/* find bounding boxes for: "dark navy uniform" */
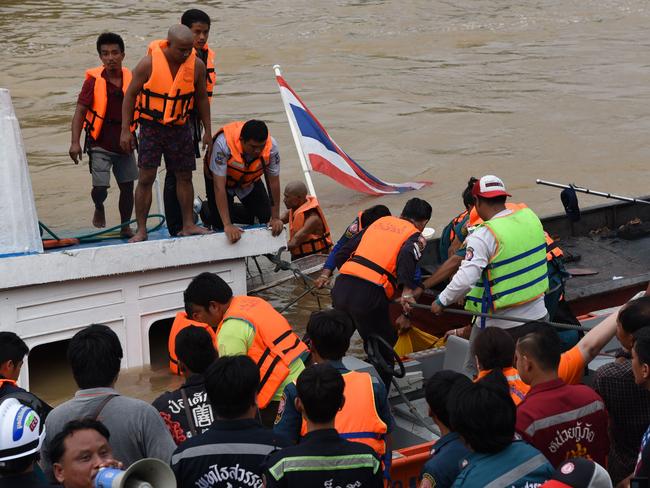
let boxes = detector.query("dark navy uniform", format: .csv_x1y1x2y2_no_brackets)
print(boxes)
171,418,290,488
264,429,383,488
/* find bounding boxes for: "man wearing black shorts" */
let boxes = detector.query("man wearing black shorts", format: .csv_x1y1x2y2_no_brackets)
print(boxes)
121,25,212,242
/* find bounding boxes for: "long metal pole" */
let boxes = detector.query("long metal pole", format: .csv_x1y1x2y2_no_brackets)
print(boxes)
536,179,650,205
273,65,317,198
408,303,588,331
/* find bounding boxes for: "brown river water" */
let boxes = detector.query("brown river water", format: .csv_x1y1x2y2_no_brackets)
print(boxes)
2,0,649,405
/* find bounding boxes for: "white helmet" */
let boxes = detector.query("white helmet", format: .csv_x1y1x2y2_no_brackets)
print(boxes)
0,397,45,463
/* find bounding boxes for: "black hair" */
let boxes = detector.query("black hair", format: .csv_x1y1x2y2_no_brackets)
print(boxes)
0,332,28,367
476,195,507,206
424,370,471,428
449,379,515,453
48,418,110,465
296,363,344,424
175,326,217,374
360,205,391,228
634,327,650,367
67,325,123,389
184,272,233,316
401,198,432,223
517,325,562,372
619,297,650,334
181,9,211,28
462,177,479,209
306,310,354,361
474,327,515,370
240,120,268,143
96,32,124,54
204,356,258,419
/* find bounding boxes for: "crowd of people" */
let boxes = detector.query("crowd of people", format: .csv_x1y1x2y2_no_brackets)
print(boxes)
2,5,650,488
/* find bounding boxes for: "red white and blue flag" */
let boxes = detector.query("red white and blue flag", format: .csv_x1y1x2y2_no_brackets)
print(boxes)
276,73,431,195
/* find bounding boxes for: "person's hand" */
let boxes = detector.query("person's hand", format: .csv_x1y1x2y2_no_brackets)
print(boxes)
98,458,123,470
119,129,136,153
398,293,415,314
444,328,459,339
269,217,284,237
396,314,412,334
69,142,82,164
314,271,332,289
224,223,243,243
202,131,212,151
431,300,444,315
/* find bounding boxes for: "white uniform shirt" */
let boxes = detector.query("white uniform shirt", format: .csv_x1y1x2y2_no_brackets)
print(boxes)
437,208,547,329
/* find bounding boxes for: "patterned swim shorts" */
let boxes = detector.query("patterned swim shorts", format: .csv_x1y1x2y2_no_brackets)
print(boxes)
138,119,196,172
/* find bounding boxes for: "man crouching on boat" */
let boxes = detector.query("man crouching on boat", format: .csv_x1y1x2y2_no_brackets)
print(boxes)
69,33,138,237
183,272,308,427
430,175,549,377
121,24,212,242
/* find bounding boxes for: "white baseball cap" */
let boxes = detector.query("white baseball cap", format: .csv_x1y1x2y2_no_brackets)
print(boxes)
472,175,511,198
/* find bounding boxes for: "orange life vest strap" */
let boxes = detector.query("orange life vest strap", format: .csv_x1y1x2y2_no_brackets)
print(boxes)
257,330,303,393
348,255,398,291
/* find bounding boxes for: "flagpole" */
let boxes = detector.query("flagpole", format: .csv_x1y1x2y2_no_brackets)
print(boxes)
273,65,318,198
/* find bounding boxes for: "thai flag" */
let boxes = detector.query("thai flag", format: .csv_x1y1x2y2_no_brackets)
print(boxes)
276,72,432,195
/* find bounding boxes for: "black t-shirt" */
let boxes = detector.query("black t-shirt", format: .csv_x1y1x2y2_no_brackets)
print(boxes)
0,381,52,422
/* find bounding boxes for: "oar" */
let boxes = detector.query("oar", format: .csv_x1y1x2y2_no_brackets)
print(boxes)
536,179,650,205
406,302,588,331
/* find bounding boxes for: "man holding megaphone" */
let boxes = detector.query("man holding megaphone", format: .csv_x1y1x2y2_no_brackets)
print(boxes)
49,418,175,488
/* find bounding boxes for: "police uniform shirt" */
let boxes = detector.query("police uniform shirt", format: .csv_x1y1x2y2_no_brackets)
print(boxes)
264,428,383,488
420,432,470,488
171,418,290,488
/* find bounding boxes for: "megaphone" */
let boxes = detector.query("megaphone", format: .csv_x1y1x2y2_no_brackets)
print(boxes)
95,458,176,488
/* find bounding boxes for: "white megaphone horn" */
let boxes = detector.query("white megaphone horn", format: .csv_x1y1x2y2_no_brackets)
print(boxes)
94,458,176,488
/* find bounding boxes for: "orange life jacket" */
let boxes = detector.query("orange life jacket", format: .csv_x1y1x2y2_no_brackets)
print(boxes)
0,379,17,389
168,312,217,375
339,216,420,299
300,371,387,456
476,367,530,406
217,296,308,408
202,44,216,102
138,40,196,125
449,209,469,242
288,196,333,259
469,203,563,261
215,121,273,188
83,66,132,141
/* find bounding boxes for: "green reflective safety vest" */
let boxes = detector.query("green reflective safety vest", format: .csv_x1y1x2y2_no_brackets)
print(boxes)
465,207,549,317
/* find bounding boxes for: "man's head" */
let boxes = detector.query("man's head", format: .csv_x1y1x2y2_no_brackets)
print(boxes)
400,198,432,231
632,327,650,389
50,419,114,488
449,378,515,453
283,181,308,211
181,9,210,50
240,120,269,160
183,272,233,327
204,356,258,419
166,24,195,65
175,326,217,376
0,332,28,381
295,363,345,426
462,176,479,211
515,324,562,385
360,205,391,228
67,325,123,390
473,326,515,372
306,309,354,362
616,296,650,351
424,370,471,431
0,398,45,477
95,33,125,73
472,175,510,221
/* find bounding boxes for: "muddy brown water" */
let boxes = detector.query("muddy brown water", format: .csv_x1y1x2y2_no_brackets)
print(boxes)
2,0,649,405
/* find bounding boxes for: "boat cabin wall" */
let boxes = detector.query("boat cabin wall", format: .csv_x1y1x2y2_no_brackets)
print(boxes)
1,259,246,390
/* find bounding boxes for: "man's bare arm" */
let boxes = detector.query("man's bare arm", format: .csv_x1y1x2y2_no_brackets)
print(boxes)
194,60,212,148
120,56,151,152
69,103,89,163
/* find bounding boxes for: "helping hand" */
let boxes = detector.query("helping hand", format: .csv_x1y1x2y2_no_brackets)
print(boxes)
268,218,284,237
430,301,444,315
224,223,243,243
119,129,136,153
396,314,412,334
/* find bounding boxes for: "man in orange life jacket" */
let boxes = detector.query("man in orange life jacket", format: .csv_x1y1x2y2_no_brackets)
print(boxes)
182,272,307,427
205,120,284,243
281,181,333,260
274,309,393,459
121,24,212,243
69,33,138,237
164,9,217,236
332,198,432,389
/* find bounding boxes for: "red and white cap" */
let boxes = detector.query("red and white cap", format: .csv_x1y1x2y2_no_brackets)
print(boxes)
472,175,512,198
